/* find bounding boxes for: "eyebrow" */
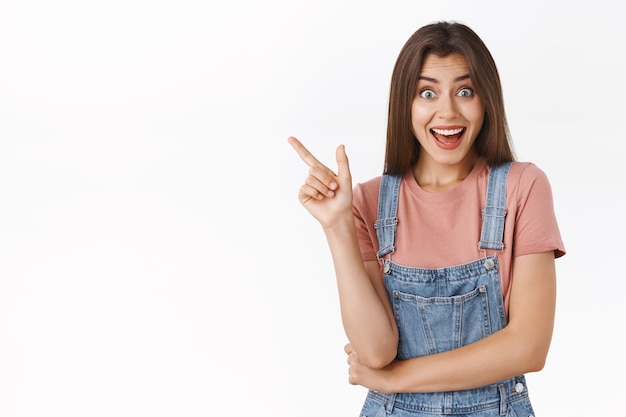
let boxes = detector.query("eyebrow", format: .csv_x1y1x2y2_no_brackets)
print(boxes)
418,74,471,83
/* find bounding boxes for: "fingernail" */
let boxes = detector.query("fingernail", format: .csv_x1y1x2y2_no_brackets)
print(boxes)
330,182,337,190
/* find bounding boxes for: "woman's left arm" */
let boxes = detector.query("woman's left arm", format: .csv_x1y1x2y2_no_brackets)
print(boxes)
346,250,556,393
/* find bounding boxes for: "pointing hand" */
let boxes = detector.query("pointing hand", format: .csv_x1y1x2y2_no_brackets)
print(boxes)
288,136,354,228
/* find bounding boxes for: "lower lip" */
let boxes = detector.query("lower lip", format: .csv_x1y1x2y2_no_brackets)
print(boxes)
432,133,463,150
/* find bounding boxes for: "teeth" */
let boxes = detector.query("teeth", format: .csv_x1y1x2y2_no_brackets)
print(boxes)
432,128,464,136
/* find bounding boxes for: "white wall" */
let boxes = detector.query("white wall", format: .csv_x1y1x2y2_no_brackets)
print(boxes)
0,1,623,416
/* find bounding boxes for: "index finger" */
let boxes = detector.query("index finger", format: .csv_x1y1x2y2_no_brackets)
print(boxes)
287,136,323,168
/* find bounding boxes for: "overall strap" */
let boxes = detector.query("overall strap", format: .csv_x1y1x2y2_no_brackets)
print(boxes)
478,162,513,251
374,174,402,259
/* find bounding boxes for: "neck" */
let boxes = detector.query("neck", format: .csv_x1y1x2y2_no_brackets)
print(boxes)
413,154,479,193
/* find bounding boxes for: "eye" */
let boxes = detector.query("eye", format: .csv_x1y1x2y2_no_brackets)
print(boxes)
420,89,436,99
457,88,474,97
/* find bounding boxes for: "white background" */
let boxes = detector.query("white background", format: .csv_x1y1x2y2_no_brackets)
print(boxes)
1,1,624,416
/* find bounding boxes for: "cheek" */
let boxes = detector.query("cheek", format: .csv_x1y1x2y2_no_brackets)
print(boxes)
464,102,485,128
410,103,431,129
473,110,485,128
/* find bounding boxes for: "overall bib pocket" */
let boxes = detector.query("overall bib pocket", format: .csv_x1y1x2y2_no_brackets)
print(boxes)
391,283,492,359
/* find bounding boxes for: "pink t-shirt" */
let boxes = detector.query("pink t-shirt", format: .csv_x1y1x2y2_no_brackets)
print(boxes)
352,158,565,314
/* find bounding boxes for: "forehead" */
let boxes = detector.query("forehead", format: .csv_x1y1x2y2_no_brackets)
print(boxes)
419,53,469,77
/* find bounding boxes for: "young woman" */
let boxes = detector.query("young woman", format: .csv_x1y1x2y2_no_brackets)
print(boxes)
288,21,565,416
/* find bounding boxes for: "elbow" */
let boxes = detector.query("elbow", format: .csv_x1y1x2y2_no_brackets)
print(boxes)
359,339,398,370
348,327,398,369
361,351,396,370
517,341,550,373
525,350,548,372
504,323,552,373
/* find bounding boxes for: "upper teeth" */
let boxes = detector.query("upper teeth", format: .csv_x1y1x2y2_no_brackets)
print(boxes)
432,128,463,136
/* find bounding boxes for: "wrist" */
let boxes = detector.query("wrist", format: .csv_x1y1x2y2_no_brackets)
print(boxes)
321,212,356,236
379,363,397,394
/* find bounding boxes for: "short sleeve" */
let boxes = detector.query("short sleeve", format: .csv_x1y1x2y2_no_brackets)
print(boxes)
352,178,382,262
511,163,566,258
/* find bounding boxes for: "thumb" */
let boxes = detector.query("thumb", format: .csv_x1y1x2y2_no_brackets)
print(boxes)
335,144,351,180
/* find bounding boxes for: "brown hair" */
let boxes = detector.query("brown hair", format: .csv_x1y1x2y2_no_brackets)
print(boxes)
384,21,514,175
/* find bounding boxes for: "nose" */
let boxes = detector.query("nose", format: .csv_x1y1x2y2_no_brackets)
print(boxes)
437,94,459,119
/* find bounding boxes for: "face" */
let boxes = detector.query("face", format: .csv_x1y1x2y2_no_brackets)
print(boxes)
411,53,485,169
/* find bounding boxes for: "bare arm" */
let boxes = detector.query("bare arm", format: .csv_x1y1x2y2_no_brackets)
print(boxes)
288,136,398,368
346,251,556,392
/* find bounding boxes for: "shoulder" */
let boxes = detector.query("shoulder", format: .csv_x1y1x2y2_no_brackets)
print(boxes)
353,176,383,204
507,161,554,196
509,161,548,180
352,176,384,227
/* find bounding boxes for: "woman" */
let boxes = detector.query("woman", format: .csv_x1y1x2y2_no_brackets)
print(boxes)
288,21,565,416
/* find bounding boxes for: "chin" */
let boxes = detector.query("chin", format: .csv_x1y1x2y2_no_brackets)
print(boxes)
432,152,471,166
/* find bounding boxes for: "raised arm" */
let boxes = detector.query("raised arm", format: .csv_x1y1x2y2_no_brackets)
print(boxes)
288,136,398,368
346,250,556,392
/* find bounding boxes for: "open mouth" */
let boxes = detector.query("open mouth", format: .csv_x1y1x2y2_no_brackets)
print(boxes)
430,127,465,145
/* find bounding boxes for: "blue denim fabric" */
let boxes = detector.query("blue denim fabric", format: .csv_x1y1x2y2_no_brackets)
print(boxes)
363,163,536,417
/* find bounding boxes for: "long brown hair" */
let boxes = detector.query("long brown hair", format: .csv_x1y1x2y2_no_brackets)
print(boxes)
384,21,514,175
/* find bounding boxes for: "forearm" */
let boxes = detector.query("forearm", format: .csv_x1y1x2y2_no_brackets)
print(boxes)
324,215,398,368
378,325,546,393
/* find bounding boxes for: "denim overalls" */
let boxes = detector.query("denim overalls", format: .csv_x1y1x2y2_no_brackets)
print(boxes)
359,163,536,417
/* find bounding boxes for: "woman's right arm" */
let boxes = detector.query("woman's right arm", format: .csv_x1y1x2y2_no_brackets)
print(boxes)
288,136,398,369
